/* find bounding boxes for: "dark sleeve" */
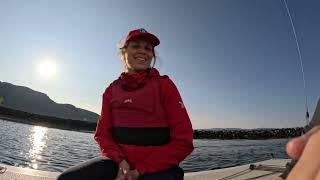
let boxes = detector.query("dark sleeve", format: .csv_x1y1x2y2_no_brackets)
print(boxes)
308,98,320,129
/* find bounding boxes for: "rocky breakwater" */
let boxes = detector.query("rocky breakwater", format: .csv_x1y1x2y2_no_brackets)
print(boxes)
193,128,304,140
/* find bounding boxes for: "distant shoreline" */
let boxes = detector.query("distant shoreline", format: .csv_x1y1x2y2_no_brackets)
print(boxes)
0,106,304,139
0,106,96,133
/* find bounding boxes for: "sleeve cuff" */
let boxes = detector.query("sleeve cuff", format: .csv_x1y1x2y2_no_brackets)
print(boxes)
102,153,124,164
114,156,125,164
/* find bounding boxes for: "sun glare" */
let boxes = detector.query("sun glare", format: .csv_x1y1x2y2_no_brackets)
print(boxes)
37,60,57,79
28,126,48,169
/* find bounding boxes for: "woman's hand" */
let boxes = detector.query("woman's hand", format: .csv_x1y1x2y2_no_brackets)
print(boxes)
115,160,130,180
286,126,320,179
126,169,140,180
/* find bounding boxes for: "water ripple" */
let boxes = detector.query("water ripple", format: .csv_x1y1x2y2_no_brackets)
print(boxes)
0,120,289,173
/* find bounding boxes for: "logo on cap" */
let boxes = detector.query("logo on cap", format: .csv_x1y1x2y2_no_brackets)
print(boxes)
139,28,148,33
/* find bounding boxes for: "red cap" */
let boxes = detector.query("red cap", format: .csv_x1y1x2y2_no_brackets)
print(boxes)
124,28,160,47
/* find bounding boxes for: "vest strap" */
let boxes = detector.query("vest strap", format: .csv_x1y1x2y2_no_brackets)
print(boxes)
112,127,170,146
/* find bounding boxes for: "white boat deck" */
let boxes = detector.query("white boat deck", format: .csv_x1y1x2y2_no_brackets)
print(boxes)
0,159,290,180
184,159,290,180
0,163,58,180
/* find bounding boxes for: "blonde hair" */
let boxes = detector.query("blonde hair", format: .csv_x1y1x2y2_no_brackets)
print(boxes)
118,44,157,72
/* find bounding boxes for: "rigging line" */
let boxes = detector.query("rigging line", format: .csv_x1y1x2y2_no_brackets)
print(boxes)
282,0,309,125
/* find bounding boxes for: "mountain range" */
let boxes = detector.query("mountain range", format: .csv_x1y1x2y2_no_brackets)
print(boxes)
0,81,99,122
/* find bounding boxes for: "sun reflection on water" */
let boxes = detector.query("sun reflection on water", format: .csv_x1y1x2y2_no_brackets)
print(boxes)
28,126,48,169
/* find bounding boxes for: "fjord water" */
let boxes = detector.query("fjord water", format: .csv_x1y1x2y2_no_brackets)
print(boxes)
0,119,289,173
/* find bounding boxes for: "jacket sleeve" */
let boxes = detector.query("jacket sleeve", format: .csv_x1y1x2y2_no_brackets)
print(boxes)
94,85,125,164
135,77,194,175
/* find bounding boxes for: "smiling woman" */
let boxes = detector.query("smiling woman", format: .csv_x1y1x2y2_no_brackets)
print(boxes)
37,60,57,79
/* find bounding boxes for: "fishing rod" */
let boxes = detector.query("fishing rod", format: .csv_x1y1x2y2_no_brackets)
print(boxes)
282,0,309,127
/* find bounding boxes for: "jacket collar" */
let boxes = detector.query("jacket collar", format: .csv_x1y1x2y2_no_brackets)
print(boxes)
119,68,160,91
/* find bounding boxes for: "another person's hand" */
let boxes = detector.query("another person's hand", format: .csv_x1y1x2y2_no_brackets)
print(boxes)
286,126,320,179
286,126,320,160
115,160,130,180
126,169,140,180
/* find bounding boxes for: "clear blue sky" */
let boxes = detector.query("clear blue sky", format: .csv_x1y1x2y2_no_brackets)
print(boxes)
1,0,319,129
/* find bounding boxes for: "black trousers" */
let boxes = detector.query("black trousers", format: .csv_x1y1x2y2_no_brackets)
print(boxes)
57,156,184,180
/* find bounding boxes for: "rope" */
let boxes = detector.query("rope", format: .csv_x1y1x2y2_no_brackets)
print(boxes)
0,166,7,174
282,0,309,125
249,164,286,172
217,168,252,180
217,163,286,180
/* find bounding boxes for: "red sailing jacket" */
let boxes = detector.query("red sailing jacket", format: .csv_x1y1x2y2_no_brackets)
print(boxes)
94,68,194,175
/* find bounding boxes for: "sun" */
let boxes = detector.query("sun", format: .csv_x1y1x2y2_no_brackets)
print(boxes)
37,60,57,79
